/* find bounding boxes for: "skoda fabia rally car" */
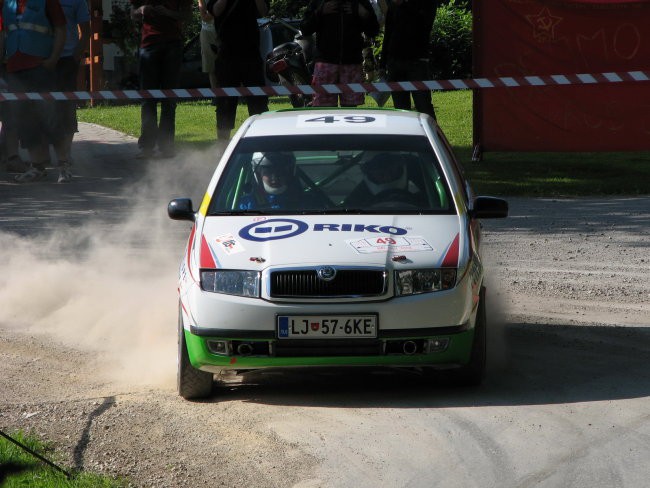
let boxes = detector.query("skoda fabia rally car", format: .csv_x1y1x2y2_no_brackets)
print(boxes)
168,108,508,399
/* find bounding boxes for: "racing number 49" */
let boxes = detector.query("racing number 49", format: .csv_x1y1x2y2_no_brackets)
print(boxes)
304,116,376,124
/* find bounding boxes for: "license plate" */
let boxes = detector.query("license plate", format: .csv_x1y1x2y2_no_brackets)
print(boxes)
277,315,377,339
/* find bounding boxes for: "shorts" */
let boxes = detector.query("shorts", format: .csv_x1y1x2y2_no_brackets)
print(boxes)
6,66,60,149
311,62,364,107
200,27,217,73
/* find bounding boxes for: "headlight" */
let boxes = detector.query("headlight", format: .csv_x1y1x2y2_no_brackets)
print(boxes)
200,270,260,297
395,269,457,296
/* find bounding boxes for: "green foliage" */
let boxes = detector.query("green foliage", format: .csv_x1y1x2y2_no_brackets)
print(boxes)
372,32,384,62
453,0,472,9
107,1,140,66
268,0,473,81
270,0,310,18
107,0,203,59
102,0,472,82
431,0,473,80
185,6,203,44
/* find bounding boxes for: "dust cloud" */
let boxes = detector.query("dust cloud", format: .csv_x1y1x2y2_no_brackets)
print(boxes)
0,151,215,388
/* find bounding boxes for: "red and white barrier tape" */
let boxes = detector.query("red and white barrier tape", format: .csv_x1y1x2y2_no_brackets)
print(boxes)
1,70,649,101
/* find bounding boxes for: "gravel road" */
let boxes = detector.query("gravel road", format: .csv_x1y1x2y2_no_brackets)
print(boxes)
1,124,648,487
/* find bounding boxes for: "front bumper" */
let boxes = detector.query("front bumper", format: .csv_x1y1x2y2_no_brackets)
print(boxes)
181,262,480,373
184,326,475,373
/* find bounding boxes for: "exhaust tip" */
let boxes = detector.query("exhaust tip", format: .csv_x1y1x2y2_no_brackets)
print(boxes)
402,340,418,355
237,343,254,356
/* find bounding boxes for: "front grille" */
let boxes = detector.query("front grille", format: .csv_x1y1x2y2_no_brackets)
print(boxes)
270,269,386,298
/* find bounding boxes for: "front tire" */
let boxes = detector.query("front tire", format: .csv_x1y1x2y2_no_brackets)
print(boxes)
451,286,487,386
177,306,213,400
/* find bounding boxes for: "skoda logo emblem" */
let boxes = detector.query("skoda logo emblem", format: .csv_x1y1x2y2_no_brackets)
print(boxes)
317,266,337,282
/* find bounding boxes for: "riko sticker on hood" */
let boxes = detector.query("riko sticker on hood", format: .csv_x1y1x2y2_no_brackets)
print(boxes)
348,236,434,254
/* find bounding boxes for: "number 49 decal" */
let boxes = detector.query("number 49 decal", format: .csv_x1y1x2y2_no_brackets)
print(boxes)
305,115,375,124
297,114,386,127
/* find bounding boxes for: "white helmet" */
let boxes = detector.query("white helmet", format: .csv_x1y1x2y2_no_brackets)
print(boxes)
251,152,296,195
362,153,408,196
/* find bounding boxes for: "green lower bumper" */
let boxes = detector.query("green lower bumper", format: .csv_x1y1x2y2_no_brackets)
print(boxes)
185,328,475,370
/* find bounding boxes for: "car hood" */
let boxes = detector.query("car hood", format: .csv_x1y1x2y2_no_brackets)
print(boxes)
198,215,461,269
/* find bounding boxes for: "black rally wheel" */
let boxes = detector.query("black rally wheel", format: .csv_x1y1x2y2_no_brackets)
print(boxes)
452,286,487,386
177,305,213,400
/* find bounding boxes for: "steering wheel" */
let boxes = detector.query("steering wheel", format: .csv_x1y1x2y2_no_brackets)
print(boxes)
368,189,422,209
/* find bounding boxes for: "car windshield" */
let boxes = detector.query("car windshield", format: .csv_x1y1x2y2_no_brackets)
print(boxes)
207,134,456,215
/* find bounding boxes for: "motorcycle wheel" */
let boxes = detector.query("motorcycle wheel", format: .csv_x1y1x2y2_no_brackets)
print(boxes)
288,72,312,108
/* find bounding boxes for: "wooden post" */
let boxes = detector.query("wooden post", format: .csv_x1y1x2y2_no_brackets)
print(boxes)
88,0,104,101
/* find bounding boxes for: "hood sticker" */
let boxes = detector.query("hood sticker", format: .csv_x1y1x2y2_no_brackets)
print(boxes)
239,219,408,242
215,233,245,255
239,218,309,242
349,236,433,254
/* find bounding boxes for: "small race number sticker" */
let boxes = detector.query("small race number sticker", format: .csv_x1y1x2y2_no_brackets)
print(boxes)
297,114,387,128
348,236,433,254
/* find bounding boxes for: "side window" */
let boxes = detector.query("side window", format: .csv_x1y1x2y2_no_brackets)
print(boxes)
209,154,254,212
419,155,450,210
436,127,471,207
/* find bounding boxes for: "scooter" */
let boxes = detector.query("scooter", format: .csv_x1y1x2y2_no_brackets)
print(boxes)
263,17,314,108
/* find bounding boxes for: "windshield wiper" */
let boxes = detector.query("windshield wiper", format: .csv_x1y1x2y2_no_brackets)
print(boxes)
209,210,268,216
316,208,367,214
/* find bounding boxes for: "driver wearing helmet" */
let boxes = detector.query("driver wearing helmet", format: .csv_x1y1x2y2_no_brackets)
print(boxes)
363,152,409,195
344,152,415,207
239,152,306,210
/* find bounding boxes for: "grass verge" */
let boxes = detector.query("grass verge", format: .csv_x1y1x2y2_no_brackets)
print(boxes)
0,431,126,487
78,92,650,196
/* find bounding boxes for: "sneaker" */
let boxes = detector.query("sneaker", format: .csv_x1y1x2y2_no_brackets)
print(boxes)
5,155,28,173
14,166,47,183
57,167,72,183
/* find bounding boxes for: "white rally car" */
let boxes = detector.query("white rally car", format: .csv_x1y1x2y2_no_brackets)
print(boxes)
168,108,508,399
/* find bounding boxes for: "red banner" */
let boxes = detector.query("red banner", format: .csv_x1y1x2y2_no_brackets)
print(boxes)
473,0,650,152
551,0,649,4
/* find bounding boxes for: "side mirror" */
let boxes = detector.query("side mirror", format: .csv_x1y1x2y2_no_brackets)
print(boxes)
168,198,195,222
470,196,508,219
